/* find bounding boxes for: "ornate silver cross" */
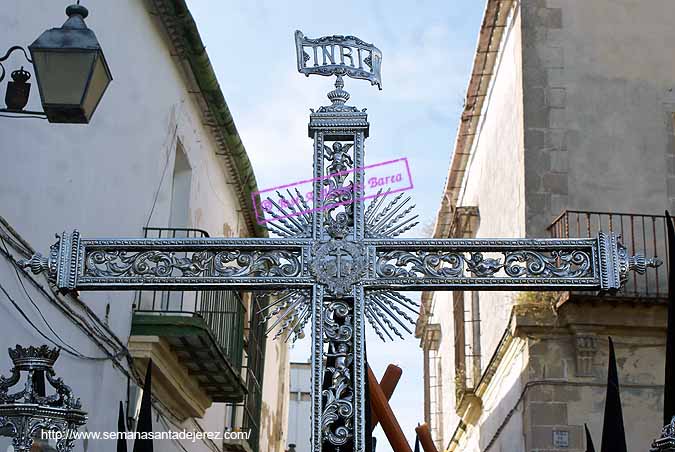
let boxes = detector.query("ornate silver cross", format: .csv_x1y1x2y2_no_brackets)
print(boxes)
20,31,659,452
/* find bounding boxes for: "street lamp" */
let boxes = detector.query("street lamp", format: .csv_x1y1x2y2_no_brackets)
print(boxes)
0,2,112,123
28,2,112,123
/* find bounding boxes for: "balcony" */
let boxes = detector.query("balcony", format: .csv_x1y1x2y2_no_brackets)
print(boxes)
548,210,668,300
224,293,267,452
128,227,247,420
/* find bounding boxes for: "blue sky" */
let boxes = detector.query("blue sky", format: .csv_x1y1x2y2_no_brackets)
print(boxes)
186,0,486,449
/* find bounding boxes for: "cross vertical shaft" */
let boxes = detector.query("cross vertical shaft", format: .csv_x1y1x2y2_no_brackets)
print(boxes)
308,74,369,451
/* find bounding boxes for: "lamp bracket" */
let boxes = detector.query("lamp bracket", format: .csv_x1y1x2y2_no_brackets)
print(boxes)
0,46,33,84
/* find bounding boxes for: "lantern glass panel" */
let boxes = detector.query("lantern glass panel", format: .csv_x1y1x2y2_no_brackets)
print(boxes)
81,53,111,119
31,50,95,105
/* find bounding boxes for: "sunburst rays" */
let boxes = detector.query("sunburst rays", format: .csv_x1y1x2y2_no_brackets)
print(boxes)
364,290,419,341
365,188,420,238
260,188,312,238
257,189,421,343
257,289,311,342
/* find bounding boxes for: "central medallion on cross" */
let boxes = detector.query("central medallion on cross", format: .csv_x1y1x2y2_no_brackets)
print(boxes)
310,240,368,297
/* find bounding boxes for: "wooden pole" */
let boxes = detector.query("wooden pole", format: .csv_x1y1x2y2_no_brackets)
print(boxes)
367,365,412,452
371,364,403,431
414,423,439,452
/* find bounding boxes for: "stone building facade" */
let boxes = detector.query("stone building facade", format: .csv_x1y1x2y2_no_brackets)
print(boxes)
0,1,288,451
416,0,675,450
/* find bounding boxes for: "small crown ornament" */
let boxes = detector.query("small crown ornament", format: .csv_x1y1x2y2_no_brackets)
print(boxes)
8,344,60,371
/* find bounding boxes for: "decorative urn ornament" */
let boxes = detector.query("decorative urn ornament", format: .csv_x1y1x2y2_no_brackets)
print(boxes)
652,417,675,452
0,345,87,451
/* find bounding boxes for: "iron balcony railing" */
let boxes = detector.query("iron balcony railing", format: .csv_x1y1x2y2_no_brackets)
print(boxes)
548,210,669,298
134,227,245,371
226,293,267,452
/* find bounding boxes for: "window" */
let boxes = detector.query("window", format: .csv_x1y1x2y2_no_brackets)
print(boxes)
169,142,192,229
454,290,481,397
450,206,482,400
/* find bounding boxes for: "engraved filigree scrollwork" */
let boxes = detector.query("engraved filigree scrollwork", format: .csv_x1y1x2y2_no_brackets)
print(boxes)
376,250,464,278
375,249,594,279
503,250,592,278
213,250,301,277
84,249,301,278
322,300,354,446
86,250,210,277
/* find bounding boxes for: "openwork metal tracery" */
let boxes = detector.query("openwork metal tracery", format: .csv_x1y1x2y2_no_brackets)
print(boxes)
18,30,661,452
0,345,87,452
651,416,675,452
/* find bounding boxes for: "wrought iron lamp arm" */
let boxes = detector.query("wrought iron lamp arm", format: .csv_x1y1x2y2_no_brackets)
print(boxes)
0,45,47,118
0,45,33,84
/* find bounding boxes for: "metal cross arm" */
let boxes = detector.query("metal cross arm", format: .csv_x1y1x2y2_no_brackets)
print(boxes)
366,235,660,292
19,233,314,292
15,31,663,452
20,232,659,294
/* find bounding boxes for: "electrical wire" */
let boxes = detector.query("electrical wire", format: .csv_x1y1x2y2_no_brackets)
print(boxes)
0,235,126,362
0,234,221,451
0,221,244,451
189,417,224,452
0,223,129,355
0,114,47,120
0,281,102,360
1,236,93,357
144,124,178,228
157,414,191,452
0,215,34,254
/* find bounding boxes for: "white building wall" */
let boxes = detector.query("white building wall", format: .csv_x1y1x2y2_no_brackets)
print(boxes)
427,292,454,448
428,6,525,448
458,339,526,452
458,6,525,372
0,1,279,451
259,339,290,452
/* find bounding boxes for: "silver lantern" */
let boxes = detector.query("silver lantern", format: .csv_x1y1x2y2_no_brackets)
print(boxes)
0,345,87,452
